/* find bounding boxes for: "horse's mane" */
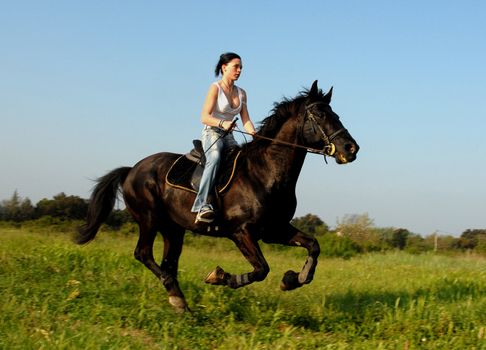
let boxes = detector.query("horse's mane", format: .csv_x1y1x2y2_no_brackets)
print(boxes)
241,86,325,153
258,94,305,139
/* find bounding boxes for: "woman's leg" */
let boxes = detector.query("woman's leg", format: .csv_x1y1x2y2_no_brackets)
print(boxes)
191,128,223,213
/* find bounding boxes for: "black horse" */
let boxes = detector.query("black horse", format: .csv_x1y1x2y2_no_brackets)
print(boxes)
76,81,359,312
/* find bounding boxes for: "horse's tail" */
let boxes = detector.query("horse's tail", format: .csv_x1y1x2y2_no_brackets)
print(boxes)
75,167,132,244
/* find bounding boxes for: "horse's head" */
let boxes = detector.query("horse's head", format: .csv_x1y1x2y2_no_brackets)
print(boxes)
301,81,359,164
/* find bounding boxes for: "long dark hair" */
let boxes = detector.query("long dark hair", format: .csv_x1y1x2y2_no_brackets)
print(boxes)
214,52,241,77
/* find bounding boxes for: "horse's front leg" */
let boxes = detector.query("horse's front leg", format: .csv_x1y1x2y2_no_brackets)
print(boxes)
263,224,320,291
205,230,270,289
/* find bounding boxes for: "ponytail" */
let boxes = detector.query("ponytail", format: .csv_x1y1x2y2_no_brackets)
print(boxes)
214,52,241,77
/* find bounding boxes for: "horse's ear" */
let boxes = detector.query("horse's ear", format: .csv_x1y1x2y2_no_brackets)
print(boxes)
309,80,319,99
323,86,333,104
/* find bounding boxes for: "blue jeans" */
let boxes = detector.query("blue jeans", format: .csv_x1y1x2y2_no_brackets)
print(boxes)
191,126,238,212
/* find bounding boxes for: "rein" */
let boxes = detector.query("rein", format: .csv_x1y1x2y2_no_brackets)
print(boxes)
235,129,332,154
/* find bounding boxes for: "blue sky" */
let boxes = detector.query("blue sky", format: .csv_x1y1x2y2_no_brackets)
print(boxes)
1,1,485,236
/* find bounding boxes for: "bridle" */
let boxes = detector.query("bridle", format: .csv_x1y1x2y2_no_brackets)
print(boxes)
303,101,347,159
232,100,347,163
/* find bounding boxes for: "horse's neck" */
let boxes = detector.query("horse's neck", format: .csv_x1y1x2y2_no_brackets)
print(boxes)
264,148,306,188
258,120,307,189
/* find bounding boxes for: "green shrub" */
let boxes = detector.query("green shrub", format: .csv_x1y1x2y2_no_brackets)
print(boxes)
21,216,81,233
318,233,361,259
405,234,430,254
474,235,486,256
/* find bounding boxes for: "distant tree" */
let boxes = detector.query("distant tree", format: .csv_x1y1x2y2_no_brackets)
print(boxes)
405,234,430,254
337,213,374,230
35,193,88,220
455,229,486,250
461,229,486,240
475,235,486,255
454,237,476,250
291,214,329,236
335,213,382,251
440,235,460,251
2,190,21,220
19,197,35,221
105,209,133,229
389,228,410,250
0,190,35,222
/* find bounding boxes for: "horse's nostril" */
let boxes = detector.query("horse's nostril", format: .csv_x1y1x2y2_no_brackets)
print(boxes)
345,143,356,154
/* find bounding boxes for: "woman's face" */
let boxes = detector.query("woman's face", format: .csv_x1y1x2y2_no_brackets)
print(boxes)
222,58,242,81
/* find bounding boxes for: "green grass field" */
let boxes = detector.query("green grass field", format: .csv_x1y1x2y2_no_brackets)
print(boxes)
1,227,485,349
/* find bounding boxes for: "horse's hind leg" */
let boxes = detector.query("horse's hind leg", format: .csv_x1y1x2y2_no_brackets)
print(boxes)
134,222,189,313
263,224,320,291
160,225,188,312
205,230,269,289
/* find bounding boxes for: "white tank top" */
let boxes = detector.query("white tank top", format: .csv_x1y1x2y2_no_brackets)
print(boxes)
212,82,244,121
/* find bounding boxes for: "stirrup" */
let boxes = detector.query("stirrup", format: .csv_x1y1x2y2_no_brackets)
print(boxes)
195,206,215,223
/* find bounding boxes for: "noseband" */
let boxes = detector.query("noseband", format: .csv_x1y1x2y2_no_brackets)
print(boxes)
303,101,347,159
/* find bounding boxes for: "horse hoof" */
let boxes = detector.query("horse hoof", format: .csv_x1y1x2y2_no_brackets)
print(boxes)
280,270,301,291
205,266,226,285
169,296,190,313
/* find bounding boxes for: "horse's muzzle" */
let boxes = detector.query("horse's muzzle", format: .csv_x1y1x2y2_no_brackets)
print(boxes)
335,142,359,164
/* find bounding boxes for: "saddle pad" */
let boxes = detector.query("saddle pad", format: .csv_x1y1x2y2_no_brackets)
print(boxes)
165,150,242,194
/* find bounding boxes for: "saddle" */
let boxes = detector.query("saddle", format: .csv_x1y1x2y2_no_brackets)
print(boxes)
166,140,242,194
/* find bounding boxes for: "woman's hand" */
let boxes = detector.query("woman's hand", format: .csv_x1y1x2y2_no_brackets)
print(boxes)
221,119,236,131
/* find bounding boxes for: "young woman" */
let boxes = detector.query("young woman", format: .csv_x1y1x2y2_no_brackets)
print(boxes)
192,52,256,223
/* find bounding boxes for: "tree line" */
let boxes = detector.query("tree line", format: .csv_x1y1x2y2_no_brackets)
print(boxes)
292,213,486,257
1,191,485,257
0,191,130,229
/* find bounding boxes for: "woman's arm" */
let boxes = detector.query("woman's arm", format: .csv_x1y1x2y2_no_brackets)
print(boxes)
240,90,256,135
